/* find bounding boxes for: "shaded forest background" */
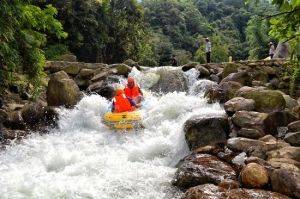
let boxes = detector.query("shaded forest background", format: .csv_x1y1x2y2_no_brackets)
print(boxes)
1,0,299,96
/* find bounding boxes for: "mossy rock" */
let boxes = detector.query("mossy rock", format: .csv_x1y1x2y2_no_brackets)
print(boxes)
222,63,240,79
237,90,286,112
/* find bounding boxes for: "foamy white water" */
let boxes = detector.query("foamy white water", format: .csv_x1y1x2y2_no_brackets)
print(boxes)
0,70,225,199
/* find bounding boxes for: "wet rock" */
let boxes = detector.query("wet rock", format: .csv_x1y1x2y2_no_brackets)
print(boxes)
91,69,114,82
224,188,290,199
21,102,44,125
86,81,115,100
181,184,225,199
240,163,269,188
224,97,255,116
192,80,218,96
284,132,300,146
42,106,58,127
184,116,229,150
287,120,300,132
149,68,188,93
173,154,236,189
227,137,265,152
181,184,290,199
204,86,224,103
2,129,27,139
5,111,25,129
0,109,8,124
271,169,300,198
182,62,198,72
47,71,81,107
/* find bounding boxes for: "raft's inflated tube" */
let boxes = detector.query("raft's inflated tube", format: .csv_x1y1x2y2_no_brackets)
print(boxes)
103,111,143,129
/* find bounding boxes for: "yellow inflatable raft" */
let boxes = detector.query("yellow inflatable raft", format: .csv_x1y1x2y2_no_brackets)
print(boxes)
103,111,143,129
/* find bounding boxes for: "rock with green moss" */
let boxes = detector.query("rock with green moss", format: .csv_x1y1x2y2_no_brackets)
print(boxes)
222,63,240,79
236,88,286,112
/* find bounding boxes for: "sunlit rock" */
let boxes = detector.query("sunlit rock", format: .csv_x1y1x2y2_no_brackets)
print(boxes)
46,71,81,107
240,163,269,188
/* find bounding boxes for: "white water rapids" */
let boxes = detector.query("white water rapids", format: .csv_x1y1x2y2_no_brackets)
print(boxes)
0,68,225,199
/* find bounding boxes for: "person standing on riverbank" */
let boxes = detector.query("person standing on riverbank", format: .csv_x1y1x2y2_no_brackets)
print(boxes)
269,42,276,59
205,37,211,63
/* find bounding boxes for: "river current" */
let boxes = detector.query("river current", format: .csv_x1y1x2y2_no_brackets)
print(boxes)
0,68,225,199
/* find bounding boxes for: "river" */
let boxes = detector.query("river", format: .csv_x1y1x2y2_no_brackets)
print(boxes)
0,68,225,199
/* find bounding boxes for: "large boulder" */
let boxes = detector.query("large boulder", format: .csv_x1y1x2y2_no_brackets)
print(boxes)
149,68,188,93
240,163,269,188
273,42,290,59
181,184,290,199
271,169,300,198
46,71,81,107
184,116,229,150
236,88,286,112
173,154,236,189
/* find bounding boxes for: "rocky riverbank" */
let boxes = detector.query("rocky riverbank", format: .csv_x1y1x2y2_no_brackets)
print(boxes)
0,58,299,198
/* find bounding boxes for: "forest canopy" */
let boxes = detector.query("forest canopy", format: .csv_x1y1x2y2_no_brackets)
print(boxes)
1,0,299,94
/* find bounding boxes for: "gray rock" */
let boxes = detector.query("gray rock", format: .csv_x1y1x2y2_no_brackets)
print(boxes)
184,116,229,150
288,120,300,132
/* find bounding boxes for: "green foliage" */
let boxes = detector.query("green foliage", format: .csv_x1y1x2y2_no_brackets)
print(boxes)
246,16,270,59
0,0,66,95
45,44,69,60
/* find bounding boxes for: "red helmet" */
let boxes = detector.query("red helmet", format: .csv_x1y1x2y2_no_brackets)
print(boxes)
127,77,135,83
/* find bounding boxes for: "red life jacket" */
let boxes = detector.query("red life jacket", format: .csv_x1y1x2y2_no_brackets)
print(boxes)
113,94,135,112
124,84,141,99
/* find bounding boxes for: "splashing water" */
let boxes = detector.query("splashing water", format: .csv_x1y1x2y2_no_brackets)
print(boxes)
0,69,225,199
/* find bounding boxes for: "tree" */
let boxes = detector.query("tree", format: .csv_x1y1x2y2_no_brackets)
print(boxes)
0,0,66,95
